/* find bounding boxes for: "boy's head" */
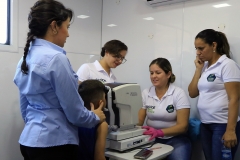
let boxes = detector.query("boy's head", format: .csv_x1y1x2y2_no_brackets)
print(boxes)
78,80,107,110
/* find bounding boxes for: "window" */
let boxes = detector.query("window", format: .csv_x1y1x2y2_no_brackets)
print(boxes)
0,0,17,53
0,0,10,45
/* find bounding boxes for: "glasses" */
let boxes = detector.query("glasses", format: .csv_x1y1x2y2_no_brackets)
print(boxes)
112,54,127,64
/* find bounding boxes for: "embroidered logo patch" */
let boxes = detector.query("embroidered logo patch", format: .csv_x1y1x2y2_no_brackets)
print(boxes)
166,105,174,113
146,105,155,113
97,78,106,83
207,74,216,82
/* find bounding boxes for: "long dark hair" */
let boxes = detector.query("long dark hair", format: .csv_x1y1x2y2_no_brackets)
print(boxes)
149,58,175,84
195,29,230,58
100,40,128,57
21,0,73,74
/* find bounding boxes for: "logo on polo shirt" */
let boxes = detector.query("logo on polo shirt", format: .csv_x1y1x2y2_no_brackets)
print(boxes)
146,105,155,113
96,78,106,83
207,74,216,82
166,105,174,113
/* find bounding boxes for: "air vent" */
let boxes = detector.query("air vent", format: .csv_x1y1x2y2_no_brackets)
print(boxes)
146,0,201,7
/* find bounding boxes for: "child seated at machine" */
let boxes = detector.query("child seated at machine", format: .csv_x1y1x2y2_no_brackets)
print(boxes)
78,80,108,160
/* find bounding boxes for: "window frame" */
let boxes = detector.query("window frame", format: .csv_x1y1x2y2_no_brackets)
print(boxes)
0,0,10,45
6,0,11,45
0,0,18,53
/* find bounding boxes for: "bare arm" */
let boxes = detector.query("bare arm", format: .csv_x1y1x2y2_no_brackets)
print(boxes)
188,69,201,98
188,56,204,98
94,121,108,160
161,108,190,136
222,82,240,148
138,108,146,126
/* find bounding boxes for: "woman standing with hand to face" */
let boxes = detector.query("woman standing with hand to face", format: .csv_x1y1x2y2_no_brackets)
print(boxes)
13,1,105,159
138,58,191,160
76,40,128,83
188,29,240,160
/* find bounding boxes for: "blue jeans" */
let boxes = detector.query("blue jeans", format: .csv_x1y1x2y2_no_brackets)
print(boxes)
155,135,192,160
200,121,240,160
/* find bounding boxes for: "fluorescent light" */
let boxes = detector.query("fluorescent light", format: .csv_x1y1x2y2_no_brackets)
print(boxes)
213,3,231,8
77,15,90,19
107,24,117,27
143,17,154,20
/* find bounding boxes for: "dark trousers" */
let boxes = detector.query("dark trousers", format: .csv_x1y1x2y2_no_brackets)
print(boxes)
20,144,79,160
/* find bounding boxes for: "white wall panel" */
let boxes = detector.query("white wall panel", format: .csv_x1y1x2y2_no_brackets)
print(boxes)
0,50,23,160
63,0,102,54
102,0,185,91
68,53,100,72
18,0,34,48
18,0,102,55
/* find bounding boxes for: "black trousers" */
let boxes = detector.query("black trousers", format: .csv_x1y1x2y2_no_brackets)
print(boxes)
20,144,79,160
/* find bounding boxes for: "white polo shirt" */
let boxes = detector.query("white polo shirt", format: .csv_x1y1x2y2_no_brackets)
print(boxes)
76,60,117,83
198,55,240,124
142,84,190,138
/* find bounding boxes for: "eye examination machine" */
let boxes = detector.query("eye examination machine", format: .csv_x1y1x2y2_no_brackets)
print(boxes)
105,83,154,151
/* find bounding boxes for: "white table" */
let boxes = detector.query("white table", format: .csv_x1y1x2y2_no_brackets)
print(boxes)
105,143,173,160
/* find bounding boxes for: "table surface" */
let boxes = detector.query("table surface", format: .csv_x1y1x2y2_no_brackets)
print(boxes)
105,143,174,160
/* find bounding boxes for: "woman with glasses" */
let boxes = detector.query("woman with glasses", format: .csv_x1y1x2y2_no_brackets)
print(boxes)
76,40,128,83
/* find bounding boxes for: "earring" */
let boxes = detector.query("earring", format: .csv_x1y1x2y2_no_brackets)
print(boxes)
53,30,57,34
213,50,215,52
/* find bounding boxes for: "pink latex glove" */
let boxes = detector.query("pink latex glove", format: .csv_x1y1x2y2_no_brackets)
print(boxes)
142,126,164,141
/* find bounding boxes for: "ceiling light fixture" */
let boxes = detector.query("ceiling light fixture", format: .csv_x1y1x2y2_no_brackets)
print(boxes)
143,17,154,20
107,24,117,27
77,15,90,19
213,3,231,8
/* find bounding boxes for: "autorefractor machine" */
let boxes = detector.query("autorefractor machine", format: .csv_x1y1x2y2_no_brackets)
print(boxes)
104,83,154,151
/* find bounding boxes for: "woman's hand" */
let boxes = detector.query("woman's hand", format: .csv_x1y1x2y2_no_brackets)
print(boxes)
142,126,164,141
223,82,240,148
222,130,237,148
194,56,204,70
91,101,106,123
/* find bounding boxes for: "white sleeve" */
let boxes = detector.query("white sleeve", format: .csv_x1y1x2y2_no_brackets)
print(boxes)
222,60,240,82
76,63,90,82
174,88,191,110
